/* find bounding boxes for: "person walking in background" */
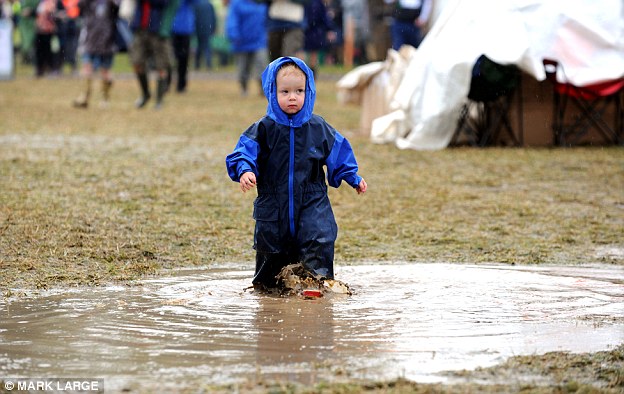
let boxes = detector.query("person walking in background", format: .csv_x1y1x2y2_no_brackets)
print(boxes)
59,0,80,73
386,0,431,50
72,0,120,108
323,0,342,64
193,0,215,69
34,0,63,77
19,0,39,63
226,56,367,289
225,0,267,96
262,0,309,61
341,0,369,65
303,0,336,76
129,0,175,109
171,0,196,92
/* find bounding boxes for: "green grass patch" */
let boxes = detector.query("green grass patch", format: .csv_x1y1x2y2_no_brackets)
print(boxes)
1,65,623,290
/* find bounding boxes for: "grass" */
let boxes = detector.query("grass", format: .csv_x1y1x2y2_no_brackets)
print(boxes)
1,60,623,392
1,61,623,291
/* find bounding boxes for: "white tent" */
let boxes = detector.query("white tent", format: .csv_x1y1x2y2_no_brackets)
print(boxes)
342,0,624,150
0,19,13,80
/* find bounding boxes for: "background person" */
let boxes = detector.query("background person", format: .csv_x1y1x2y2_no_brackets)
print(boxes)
225,0,267,96
19,0,39,64
129,0,175,108
192,0,215,69
385,0,431,50
171,0,196,92
72,0,120,108
34,0,64,77
303,0,337,76
260,0,309,61
59,0,80,73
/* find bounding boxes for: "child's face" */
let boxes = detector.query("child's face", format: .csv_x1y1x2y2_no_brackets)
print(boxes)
276,67,306,115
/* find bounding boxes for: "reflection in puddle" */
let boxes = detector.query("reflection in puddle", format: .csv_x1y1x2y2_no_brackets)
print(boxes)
1,263,623,391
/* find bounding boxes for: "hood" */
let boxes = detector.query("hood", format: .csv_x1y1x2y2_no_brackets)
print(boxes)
261,56,316,127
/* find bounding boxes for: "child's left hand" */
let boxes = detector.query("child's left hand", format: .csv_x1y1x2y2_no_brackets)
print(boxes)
356,179,367,195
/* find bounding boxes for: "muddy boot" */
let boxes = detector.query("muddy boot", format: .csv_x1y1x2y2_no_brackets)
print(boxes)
134,73,151,109
102,79,113,101
253,252,286,289
100,79,113,108
72,78,92,108
154,77,167,109
165,66,172,93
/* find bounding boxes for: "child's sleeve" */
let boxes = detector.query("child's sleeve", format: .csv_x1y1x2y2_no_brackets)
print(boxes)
226,134,259,182
326,132,362,189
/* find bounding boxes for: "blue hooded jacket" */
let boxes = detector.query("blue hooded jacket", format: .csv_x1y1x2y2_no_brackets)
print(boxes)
225,0,267,53
172,0,197,35
225,56,362,282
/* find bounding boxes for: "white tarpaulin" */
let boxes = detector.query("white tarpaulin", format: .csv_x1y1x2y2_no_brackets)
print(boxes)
0,19,13,80
358,0,624,150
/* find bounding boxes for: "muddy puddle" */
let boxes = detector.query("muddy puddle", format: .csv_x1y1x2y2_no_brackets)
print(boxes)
1,263,623,391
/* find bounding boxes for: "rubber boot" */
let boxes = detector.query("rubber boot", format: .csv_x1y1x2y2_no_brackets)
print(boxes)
165,66,172,93
135,73,151,109
253,253,284,289
102,79,113,101
240,79,248,97
155,77,167,109
100,79,113,108
72,78,92,108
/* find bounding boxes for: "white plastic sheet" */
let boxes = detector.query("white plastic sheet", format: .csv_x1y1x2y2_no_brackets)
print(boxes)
364,0,624,150
0,19,13,80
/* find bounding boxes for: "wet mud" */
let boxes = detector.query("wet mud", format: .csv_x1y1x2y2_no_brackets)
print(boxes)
1,263,623,391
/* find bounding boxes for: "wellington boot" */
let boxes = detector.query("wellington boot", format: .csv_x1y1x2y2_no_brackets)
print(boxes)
135,73,151,109
72,78,92,108
155,78,167,109
72,94,88,108
102,79,113,102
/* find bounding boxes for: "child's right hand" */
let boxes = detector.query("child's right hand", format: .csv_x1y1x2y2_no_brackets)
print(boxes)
356,179,367,195
239,172,256,193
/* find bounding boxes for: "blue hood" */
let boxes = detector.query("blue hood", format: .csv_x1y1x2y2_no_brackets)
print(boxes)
261,56,316,127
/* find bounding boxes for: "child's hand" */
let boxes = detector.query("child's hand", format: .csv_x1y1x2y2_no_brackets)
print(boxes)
239,172,256,193
356,179,367,195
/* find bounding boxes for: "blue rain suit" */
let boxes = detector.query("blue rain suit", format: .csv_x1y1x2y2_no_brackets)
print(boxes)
226,56,362,287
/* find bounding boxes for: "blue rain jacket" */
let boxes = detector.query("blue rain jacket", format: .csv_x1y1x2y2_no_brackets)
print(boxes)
225,0,267,53
225,56,362,280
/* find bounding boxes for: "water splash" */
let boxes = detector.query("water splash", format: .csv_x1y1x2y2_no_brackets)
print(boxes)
1,263,622,391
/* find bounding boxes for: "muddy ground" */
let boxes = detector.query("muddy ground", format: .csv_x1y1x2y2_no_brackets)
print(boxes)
0,69,623,393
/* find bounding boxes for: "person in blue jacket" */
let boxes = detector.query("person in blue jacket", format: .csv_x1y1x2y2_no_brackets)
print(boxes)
171,0,197,93
225,0,267,96
226,56,367,289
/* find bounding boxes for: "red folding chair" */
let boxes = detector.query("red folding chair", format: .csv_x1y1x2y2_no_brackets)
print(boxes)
543,59,624,146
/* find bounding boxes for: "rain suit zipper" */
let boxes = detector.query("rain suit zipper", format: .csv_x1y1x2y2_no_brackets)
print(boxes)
288,119,295,237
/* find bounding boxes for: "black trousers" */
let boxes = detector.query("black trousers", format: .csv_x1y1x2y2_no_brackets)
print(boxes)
172,34,191,92
35,33,53,76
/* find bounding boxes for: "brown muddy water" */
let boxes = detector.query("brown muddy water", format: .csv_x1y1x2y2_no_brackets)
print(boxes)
1,263,623,392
